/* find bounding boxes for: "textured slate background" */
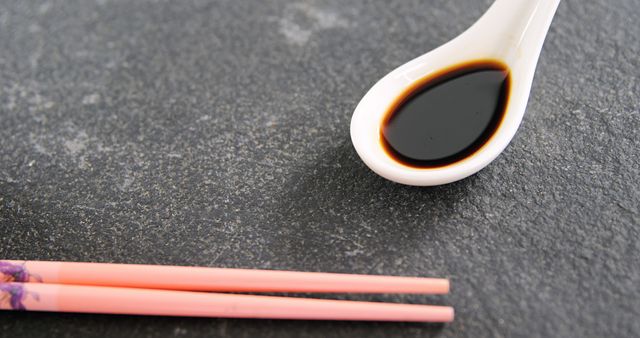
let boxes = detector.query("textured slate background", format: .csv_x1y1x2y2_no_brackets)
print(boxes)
1,0,639,337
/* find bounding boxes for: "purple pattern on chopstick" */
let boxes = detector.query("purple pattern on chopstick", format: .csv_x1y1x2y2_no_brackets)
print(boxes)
0,283,33,310
0,261,42,283
0,262,42,310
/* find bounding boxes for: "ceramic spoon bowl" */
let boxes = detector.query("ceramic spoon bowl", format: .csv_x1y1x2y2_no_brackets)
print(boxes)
350,0,561,186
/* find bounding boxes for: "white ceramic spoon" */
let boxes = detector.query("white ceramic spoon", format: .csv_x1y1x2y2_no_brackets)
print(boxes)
350,0,561,186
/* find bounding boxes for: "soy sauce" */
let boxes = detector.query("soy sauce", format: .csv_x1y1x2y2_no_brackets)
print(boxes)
381,61,511,168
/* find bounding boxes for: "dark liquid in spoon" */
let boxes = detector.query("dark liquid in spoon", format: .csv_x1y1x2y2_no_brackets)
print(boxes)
381,61,510,168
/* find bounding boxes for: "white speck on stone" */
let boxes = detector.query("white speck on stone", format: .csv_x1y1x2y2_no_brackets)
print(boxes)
278,3,349,45
64,133,88,155
82,93,100,105
28,93,43,106
280,22,312,45
173,327,188,336
37,3,51,15
28,24,41,33
119,174,135,191
0,11,8,27
77,156,89,169
345,249,364,256
31,137,51,156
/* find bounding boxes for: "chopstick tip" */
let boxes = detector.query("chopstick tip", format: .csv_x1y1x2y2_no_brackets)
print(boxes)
443,279,451,294
447,307,455,322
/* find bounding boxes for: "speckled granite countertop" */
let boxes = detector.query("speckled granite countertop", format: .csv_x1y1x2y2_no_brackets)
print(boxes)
1,1,639,337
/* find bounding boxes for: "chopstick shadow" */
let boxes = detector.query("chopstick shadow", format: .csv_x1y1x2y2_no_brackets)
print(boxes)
231,138,471,336
0,311,447,337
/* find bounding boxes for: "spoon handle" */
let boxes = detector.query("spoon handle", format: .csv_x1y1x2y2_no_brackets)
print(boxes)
462,0,561,63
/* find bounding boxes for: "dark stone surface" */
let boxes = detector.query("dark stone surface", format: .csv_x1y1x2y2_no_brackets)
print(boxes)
1,0,638,337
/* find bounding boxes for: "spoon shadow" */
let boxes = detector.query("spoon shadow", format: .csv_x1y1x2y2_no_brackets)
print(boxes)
269,138,477,272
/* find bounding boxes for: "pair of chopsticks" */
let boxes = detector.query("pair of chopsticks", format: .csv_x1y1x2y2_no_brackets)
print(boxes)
0,260,453,322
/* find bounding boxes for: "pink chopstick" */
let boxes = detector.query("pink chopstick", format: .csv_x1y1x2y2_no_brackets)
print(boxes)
0,283,454,322
1,260,449,294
